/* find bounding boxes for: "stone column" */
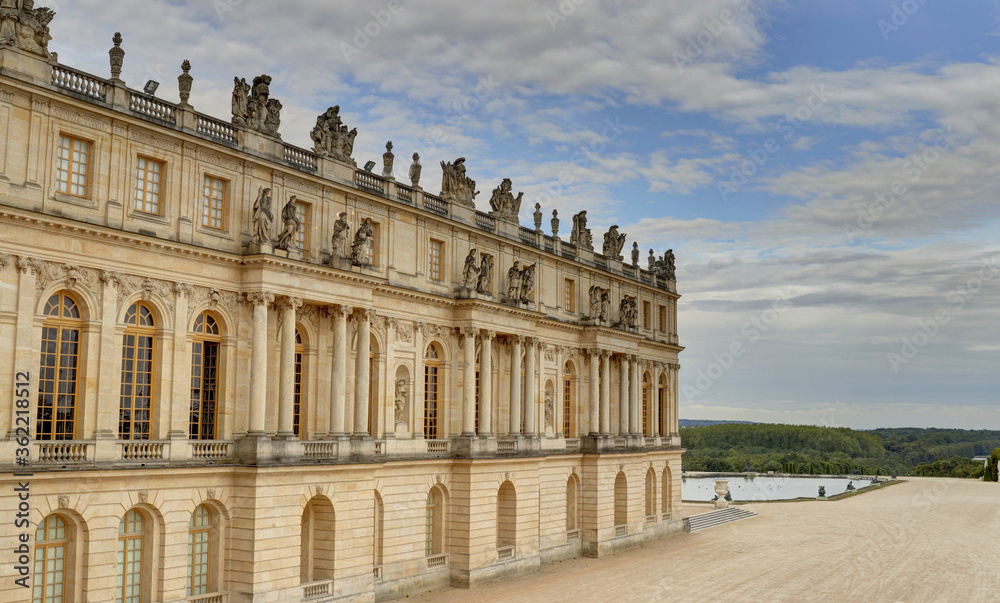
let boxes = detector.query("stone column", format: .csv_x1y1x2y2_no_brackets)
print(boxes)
275,297,302,439
246,291,274,436
588,349,600,436
509,336,522,436
329,305,351,437
599,351,610,435
619,355,629,435
630,356,640,436
523,338,536,436
461,327,478,436
479,330,494,436
353,309,373,436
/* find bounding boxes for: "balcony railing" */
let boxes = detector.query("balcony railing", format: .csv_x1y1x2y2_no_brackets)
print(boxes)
35,441,91,464
426,554,448,569
129,91,176,124
302,580,333,599
422,193,448,216
284,145,318,171
475,211,496,233
355,170,386,193
51,64,107,100
497,439,517,454
117,441,168,461
614,525,627,538
496,545,515,561
303,441,338,460
196,114,238,144
564,438,581,451
396,183,414,204
191,441,233,461
426,440,449,454
186,593,227,603
518,226,536,245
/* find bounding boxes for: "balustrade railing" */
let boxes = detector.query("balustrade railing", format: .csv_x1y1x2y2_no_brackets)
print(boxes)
118,441,167,461
496,545,515,561
373,565,384,581
355,170,386,193
51,64,107,100
426,440,449,454
284,145,318,170
614,525,627,538
561,243,577,260
191,441,233,460
422,193,448,216
303,441,338,460
35,441,90,464
426,554,448,568
186,593,227,603
302,580,333,599
396,183,414,204
196,114,238,143
475,211,496,233
518,226,536,245
646,514,656,524
129,92,177,124
564,438,581,451
497,439,517,454
374,440,385,455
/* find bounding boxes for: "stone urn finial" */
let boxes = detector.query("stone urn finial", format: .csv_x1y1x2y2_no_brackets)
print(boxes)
109,32,125,82
178,59,193,106
714,479,730,509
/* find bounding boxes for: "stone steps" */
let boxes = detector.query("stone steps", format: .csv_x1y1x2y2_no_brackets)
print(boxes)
684,507,758,533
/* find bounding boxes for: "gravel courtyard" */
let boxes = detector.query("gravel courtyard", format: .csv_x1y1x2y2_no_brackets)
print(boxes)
414,477,1000,602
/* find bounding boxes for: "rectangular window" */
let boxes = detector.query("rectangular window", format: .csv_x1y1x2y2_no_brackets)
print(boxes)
564,279,575,312
428,239,443,281
295,201,309,251
56,135,90,197
134,157,163,214
363,221,380,266
643,301,651,330
659,305,668,331
202,176,227,230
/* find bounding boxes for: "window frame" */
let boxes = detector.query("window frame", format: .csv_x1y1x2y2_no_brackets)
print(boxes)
294,200,309,252
201,175,228,231
187,505,212,598
190,312,221,440
428,238,443,281
120,302,156,441
564,278,575,312
133,156,165,216
37,292,82,441
55,134,92,199
424,343,441,440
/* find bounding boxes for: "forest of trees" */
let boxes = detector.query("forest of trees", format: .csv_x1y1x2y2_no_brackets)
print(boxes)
681,424,1000,478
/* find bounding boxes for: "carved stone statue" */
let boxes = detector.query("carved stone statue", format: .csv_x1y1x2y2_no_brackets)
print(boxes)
351,217,375,266
551,209,560,238
599,289,610,322
533,203,543,231
331,212,350,259
109,32,124,82
440,157,478,207
409,152,421,187
602,225,626,260
251,186,273,245
520,263,536,303
544,389,554,432
570,210,593,250
0,0,55,57
664,249,676,280
589,285,601,319
275,195,300,251
648,248,656,271
462,248,479,289
818,486,826,498
232,74,281,137
394,379,408,427
310,106,357,165
631,242,640,267
476,254,493,295
382,141,394,178
507,260,521,301
618,295,637,329
487,177,523,222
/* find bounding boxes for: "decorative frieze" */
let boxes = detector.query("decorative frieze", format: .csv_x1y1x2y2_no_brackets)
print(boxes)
51,105,112,133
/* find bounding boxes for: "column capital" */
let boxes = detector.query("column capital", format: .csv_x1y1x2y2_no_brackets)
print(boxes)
246,291,275,306
276,296,303,312
481,329,496,340
600,349,612,360
330,304,353,320
353,307,376,322
460,326,479,339
587,347,600,358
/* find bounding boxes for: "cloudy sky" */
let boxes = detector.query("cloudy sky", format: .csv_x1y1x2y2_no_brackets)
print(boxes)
48,0,1000,429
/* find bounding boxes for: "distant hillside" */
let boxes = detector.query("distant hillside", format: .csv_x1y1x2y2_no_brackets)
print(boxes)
680,419,757,427
680,423,989,478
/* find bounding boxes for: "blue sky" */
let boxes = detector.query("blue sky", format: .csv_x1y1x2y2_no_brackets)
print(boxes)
50,0,1000,429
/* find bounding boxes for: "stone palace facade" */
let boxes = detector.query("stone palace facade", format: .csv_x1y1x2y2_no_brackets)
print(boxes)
0,10,683,603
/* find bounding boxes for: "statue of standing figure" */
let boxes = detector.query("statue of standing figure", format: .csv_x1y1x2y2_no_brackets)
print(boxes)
274,195,300,251
589,285,602,319
409,152,422,187
599,289,610,322
488,178,524,222
382,141,394,178
440,157,479,207
507,260,521,301
394,379,408,427
570,210,593,250
251,186,273,244
351,217,375,266
476,254,494,294
331,212,350,259
520,263,536,303
631,242,640,267
602,225,627,260
462,248,480,289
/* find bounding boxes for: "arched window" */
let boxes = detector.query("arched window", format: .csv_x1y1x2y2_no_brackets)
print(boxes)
190,312,220,440
563,362,573,438
187,505,212,597
658,374,668,437
294,329,304,437
497,481,516,549
117,509,147,603
474,349,481,434
425,487,446,556
662,466,673,518
369,333,378,437
34,514,69,603
300,497,335,583
645,468,656,518
374,492,384,569
614,472,628,528
642,371,652,437
38,292,82,440
424,344,441,439
566,475,580,533
120,303,155,440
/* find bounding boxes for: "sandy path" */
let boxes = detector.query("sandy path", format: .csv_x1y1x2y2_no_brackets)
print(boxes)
411,478,1000,602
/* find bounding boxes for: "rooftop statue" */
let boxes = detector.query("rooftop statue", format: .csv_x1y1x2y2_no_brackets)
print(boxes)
488,178,523,223
232,74,282,138
602,224,626,261
382,141,394,178
0,0,55,57
310,105,357,165
570,210,593,251
631,242,640,267
440,157,478,207
251,186,273,245
409,152,421,187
